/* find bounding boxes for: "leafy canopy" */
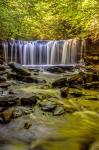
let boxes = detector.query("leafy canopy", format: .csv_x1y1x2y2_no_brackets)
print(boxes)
0,0,99,40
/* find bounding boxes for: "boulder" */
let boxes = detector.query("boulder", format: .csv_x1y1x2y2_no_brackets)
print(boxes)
84,81,99,89
60,87,69,97
0,76,6,83
52,77,67,88
13,107,34,118
47,66,65,73
21,96,37,106
9,62,31,76
0,65,5,71
0,108,14,123
39,100,57,112
0,95,19,107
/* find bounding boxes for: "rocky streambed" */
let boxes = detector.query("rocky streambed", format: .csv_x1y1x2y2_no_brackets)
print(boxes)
0,61,99,150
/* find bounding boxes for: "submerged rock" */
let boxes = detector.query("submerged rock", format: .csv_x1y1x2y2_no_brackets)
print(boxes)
65,107,77,113
60,87,69,97
24,121,32,129
9,62,31,76
53,106,65,116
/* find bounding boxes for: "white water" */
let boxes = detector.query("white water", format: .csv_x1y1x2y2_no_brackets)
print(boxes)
2,39,86,65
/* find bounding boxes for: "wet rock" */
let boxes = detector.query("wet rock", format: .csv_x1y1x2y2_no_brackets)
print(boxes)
24,121,32,129
71,91,83,97
0,95,19,107
34,72,39,75
60,87,69,97
22,107,34,115
53,106,65,116
21,96,37,106
9,89,15,94
40,100,56,112
84,81,99,89
0,83,10,88
86,97,99,101
13,107,23,118
0,88,9,96
0,58,3,64
0,108,14,123
13,107,34,118
67,74,80,84
0,107,6,112
0,71,7,75
22,76,46,83
92,73,99,81
47,66,65,73
9,62,31,76
0,76,6,83
0,65,5,71
0,116,4,123
81,72,93,84
52,77,67,88
65,107,77,113
7,72,46,83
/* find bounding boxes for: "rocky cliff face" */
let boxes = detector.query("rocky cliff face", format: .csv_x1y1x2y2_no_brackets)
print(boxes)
85,39,99,65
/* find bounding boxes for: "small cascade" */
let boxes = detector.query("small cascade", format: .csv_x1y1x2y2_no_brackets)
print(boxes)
2,39,86,65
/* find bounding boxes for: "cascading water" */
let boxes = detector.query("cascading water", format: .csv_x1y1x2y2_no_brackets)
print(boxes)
2,39,86,66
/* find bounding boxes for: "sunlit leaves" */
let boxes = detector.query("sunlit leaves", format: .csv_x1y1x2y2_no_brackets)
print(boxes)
0,0,98,40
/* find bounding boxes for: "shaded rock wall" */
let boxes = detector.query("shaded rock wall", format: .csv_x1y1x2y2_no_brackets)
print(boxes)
85,39,99,65
0,42,3,60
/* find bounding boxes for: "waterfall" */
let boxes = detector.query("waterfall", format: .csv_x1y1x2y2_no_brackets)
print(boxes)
2,41,8,63
2,39,86,65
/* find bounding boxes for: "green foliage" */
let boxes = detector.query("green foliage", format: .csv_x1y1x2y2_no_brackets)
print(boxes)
0,0,99,40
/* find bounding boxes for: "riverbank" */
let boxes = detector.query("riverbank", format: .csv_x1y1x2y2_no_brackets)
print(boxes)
0,62,99,150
